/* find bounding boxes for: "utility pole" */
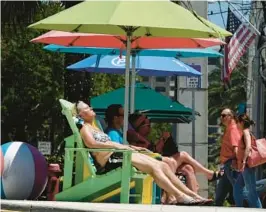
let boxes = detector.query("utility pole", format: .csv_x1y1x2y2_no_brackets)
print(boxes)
254,0,266,179
259,1,266,87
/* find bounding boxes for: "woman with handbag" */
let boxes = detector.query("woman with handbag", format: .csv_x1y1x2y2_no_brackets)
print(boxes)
236,114,262,208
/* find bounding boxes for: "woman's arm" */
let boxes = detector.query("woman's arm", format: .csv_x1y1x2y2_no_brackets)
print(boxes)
155,132,170,153
80,125,132,150
237,129,252,171
127,130,151,149
242,129,252,162
155,137,166,153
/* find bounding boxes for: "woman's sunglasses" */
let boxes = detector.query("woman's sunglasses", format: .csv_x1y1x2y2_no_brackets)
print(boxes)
220,114,229,118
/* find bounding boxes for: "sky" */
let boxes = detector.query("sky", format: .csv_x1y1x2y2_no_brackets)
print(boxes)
207,1,252,29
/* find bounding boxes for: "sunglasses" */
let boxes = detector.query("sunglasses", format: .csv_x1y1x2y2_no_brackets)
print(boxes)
139,123,151,128
139,119,150,126
220,114,229,118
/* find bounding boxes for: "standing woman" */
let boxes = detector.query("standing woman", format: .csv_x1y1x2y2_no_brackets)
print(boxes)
236,114,262,208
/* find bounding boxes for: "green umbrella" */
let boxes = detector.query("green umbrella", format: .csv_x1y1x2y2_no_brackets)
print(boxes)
96,111,194,123
29,0,231,143
91,83,198,123
29,1,231,38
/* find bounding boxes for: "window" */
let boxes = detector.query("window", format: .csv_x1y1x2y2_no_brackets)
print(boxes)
141,76,149,82
155,87,166,92
156,77,166,82
170,76,177,81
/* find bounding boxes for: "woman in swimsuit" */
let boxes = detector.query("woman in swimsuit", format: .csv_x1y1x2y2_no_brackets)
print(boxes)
76,101,212,205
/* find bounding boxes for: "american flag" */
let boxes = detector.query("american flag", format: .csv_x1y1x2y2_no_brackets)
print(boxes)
222,8,257,83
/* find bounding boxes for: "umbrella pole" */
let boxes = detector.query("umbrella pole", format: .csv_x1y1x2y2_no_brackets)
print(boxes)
123,33,132,144
130,53,136,114
192,88,196,158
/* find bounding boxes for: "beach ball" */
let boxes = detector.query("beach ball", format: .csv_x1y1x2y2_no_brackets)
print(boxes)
0,148,4,176
1,142,48,200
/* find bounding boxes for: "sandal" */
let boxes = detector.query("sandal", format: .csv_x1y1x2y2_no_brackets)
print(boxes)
175,197,202,206
198,198,214,206
208,170,224,182
167,195,177,205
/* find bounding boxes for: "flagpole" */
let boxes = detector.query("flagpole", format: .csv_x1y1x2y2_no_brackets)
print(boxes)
227,0,261,35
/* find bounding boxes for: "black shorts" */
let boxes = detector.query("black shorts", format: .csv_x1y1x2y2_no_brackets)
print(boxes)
96,152,123,174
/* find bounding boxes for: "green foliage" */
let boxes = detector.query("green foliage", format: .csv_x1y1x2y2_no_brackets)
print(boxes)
1,2,65,146
91,73,125,97
1,1,83,28
147,123,172,143
2,1,42,26
208,59,248,125
45,154,64,168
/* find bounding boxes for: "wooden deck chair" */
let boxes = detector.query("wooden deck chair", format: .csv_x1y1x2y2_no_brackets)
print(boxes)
56,99,154,203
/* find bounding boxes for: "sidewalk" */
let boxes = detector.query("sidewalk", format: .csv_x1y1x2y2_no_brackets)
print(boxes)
0,200,260,212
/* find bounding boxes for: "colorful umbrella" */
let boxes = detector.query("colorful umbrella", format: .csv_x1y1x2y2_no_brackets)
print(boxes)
29,1,231,38
66,55,202,77
32,30,225,49
29,0,231,144
44,44,223,58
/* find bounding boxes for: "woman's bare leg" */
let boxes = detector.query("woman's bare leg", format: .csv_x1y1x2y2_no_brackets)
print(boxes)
131,153,206,202
143,154,201,198
178,164,199,193
131,153,196,203
161,157,178,204
163,157,199,192
158,159,204,200
162,157,177,172
173,151,215,180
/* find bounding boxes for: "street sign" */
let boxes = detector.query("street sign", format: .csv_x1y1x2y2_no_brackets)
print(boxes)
38,141,51,155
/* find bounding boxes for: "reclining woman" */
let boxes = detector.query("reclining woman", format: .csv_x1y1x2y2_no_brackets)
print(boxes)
127,112,223,202
76,101,212,205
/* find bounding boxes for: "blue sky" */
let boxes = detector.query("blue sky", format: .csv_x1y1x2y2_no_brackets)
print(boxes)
208,1,251,29
208,1,229,28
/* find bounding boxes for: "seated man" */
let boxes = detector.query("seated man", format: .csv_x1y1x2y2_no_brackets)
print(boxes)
76,100,213,205
127,113,223,200
105,104,124,145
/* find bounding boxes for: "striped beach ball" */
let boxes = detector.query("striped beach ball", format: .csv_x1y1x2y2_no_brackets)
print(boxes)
1,142,48,200
0,148,4,176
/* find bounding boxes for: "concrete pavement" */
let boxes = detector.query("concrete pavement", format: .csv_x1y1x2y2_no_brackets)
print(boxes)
1,200,264,212
1,210,24,212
